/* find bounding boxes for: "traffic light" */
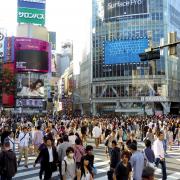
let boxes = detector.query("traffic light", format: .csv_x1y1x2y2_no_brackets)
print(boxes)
139,50,160,61
168,32,177,56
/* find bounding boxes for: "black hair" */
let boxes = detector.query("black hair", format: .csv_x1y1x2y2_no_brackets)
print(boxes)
80,156,93,177
63,135,69,142
128,143,137,151
66,147,74,155
112,140,117,146
142,166,155,178
85,145,93,152
144,139,151,148
75,138,81,145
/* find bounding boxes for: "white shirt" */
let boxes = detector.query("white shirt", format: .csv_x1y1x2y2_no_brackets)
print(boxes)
48,147,53,162
8,137,15,151
18,132,30,147
92,126,102,138
153,139,165,158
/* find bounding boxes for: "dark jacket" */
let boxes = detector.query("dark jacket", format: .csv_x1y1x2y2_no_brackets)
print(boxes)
35,146,58,168
1,131,10,145
110,147,121,169
0,149,17,178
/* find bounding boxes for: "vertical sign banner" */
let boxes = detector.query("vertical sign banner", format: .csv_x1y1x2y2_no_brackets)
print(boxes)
4,37,15,63
0,29,6,58
48,31,56,50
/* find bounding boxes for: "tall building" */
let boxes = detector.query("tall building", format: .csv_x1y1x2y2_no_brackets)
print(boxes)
92,0,180,115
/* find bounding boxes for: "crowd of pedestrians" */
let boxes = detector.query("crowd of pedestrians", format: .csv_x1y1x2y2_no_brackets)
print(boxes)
0,113,179,180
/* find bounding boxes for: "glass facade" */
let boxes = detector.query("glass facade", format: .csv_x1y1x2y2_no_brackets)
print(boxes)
92,0,180,114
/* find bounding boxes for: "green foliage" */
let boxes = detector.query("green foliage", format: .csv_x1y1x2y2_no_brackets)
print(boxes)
0,68,16,95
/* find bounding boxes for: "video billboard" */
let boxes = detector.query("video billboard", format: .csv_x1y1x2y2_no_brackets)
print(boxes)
18,0,45,9
17,7,45,26
15,37,49,72
104,38,148,64
16,73,45,98
48,31,56,50
104,0,148,21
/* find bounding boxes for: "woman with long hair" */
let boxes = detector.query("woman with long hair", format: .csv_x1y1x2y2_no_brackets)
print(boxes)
79,156,93,180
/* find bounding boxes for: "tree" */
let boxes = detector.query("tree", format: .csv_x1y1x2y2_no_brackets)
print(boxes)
0,68,16,95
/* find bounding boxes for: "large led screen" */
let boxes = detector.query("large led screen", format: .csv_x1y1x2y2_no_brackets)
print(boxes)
104,0,148,21
15,38,49,72
104,38,148,64
16,74,45,98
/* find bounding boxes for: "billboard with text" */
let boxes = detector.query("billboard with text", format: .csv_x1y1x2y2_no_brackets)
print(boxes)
104,38,148,64
15,37,49,72
18,0,45,9
17,7,45,26
104,0,148,21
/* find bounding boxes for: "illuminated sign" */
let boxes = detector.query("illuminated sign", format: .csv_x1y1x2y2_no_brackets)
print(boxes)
104,0,148,21
104,38,148,64
19,0,45,3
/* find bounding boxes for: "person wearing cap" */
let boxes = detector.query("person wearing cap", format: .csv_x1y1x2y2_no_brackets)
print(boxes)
129,143,144,180
0,139,17,180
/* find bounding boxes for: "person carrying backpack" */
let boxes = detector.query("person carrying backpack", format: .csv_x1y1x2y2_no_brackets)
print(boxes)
0,139,17,180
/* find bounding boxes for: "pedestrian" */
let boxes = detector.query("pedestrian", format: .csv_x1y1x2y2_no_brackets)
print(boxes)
17,126,30,168
129,143,145,180
1,126,10,147
61,147,77,180
153,131,167,180
92,123,102,148
34,137,58,180
113,151,132,180
0,139,17,180
142,166,155,180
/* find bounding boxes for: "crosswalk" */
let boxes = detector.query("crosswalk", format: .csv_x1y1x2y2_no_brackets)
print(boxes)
12,142,180,180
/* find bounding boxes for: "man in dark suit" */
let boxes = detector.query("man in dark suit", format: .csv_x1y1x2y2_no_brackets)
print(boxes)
34,137,58,180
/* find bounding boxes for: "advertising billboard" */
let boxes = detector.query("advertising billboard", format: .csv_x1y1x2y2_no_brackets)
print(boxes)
104,0,148,21
18,0,45,9
17,7,45,26
19,0,45,3
4,37,15,63
15,37,49,72
16,73,45,98
104,38,148,64
16,99,44,107
0,29,6,58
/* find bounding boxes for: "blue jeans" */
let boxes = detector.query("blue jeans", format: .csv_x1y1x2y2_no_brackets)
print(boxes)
155,158,167,180
163,140,167,153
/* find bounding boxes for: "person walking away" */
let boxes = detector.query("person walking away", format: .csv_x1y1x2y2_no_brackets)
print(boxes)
92,123,102,148
74,138,85,168
1,126,10,147
167,127,173,151
142,166,155,180
143,140,155,168
57,135,72,179
33,126,43,156
129,143,144,180
113,151,132,180
153,131,167,180
34,137,58,180
17,126,30,168
0,139,17,180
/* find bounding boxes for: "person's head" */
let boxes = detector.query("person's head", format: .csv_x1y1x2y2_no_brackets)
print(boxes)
37,125,41,130
66,147,74,159
3,138,10,150
130,133,135,140
144,139,151,148
142,166,155,180
121,151,131,164
30,79,44,90
63,134,69,142
46,138,52,147
85,145,93,155
9,131,14,138
112,140,117,148
128,143,137,153
148,128,152,133
23,127,28,133
75,138,81,145
81,156,90,167
4,126,9,131
157,131,164,141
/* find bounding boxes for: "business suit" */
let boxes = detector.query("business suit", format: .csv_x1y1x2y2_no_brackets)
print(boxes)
35,145,58,180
